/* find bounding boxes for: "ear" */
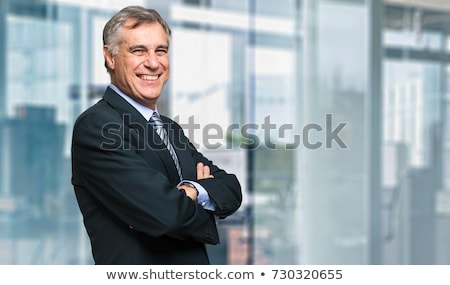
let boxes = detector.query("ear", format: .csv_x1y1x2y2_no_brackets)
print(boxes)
103,45,115,70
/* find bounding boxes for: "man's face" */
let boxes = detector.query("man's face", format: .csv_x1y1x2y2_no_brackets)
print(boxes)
104,20,170,109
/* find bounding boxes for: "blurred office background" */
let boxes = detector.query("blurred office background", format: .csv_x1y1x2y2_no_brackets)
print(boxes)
0,0,450,264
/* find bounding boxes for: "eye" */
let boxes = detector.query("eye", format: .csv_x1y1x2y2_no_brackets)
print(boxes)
132,48,145,55
156,48,168,56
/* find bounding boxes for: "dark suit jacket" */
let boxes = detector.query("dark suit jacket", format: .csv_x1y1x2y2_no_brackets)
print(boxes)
71,87,242,265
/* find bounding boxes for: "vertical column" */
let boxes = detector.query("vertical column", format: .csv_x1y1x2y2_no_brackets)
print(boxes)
0,0,7,118
296,0,320,264
292,0,303,265
246,0,256,265
297,0,375,265
437,32,448,192
367,0,383,265
0,1,8,197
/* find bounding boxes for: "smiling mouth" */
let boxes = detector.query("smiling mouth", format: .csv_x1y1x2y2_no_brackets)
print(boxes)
139,74,160,81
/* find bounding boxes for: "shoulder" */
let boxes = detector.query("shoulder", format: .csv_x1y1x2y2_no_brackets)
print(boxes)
74,99,120,128
72,100,126,146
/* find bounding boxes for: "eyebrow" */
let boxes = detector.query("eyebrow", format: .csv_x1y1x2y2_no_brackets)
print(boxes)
128,44,169,51
156,44,169,50
128,45,146,51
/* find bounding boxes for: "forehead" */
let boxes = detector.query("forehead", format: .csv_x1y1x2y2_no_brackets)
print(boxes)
121,20,168,46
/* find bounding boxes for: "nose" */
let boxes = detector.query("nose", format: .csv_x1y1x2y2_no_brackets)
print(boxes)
143,51,159,69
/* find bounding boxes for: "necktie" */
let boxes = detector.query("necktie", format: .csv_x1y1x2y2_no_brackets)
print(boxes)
149,112,183,180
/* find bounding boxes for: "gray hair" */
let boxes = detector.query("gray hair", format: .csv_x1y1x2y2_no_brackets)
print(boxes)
103,6,172,71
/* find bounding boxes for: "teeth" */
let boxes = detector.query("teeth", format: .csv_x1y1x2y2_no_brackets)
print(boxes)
140,75,158,81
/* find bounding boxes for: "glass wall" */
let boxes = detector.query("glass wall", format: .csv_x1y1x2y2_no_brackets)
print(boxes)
0,0,449,265
296,0,369,265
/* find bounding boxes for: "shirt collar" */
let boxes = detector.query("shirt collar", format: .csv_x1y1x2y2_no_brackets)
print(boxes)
109,83,158,121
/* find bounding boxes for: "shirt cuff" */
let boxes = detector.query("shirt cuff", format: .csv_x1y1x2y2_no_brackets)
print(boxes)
178,180,216,211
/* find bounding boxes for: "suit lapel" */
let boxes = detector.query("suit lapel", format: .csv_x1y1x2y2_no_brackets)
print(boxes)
102,87,181,184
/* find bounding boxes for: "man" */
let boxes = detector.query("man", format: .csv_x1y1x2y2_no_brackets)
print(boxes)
71,6,242,265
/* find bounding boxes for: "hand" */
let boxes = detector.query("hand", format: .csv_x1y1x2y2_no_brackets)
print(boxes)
197,162,214,180
178,183,198,201
177,163,213,201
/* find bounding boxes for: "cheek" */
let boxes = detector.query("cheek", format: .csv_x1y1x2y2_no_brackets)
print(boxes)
123,57,141,71
160,56,170,69
164,62,170,76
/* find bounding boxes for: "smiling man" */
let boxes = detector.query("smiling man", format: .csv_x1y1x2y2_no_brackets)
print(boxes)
71,6,242,265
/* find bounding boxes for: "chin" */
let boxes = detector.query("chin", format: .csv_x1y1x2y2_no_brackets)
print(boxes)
143,94,161,101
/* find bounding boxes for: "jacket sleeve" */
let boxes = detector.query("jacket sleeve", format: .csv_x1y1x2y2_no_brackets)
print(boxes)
171,121,243,218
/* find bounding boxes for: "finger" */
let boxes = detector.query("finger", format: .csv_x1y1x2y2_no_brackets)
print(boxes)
203,165,210,178
197,162,204,179
178,185,197,201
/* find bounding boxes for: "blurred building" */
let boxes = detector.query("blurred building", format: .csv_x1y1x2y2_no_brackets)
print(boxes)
0,105,67,264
